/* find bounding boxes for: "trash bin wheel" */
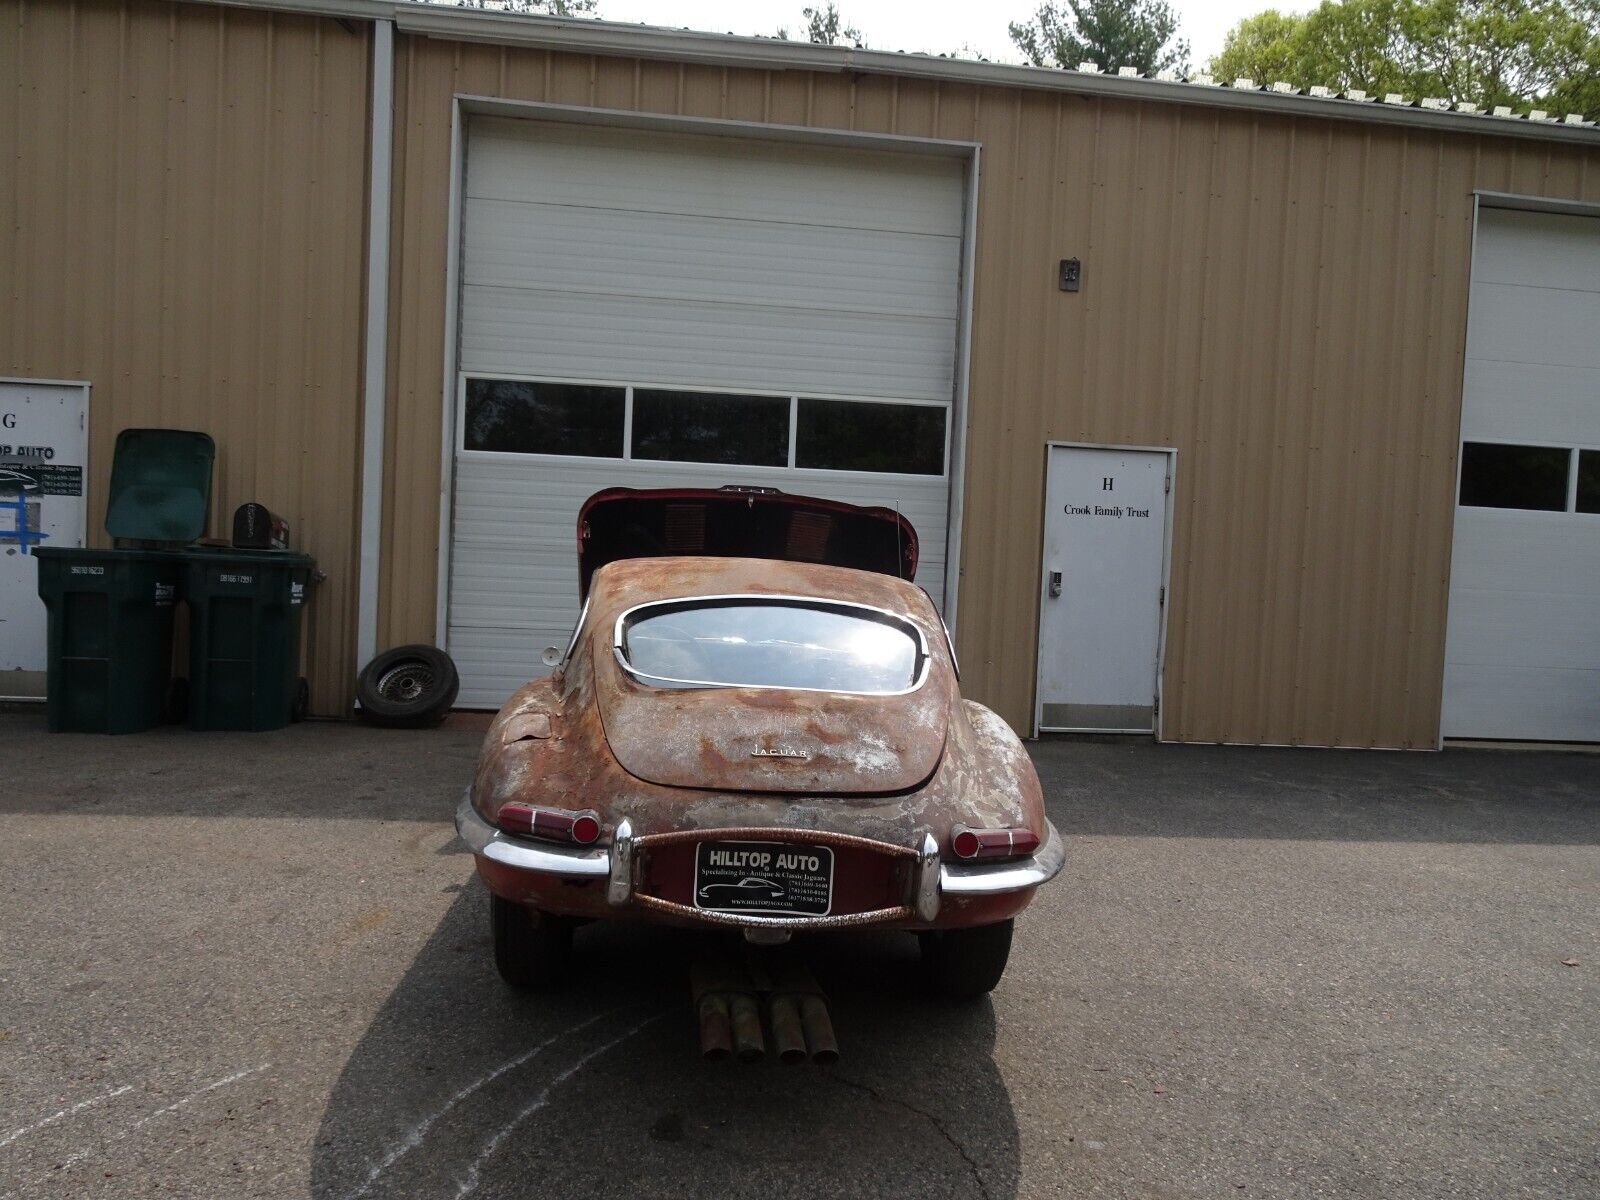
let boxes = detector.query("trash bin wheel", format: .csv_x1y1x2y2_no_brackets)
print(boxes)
164,677,189,725
356,644,459,728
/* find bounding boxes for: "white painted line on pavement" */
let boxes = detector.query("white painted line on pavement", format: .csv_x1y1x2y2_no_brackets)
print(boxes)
57,1064,272,1170
453,1012,666,1200
345,1006,635,1200
0,1085,134,1150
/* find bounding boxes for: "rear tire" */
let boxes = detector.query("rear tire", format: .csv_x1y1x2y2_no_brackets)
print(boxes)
919,919,1014,1000
491,894,573,991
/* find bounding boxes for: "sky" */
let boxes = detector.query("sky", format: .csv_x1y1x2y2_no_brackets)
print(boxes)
593,0,1275,68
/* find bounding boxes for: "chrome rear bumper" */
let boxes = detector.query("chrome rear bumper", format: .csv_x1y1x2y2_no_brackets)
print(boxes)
455,797,1065,920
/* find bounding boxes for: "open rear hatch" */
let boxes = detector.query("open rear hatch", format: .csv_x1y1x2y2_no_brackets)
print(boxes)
577,486,919,600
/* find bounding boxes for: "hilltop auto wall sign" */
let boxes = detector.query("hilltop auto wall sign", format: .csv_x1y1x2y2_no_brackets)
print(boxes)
0,383,87,681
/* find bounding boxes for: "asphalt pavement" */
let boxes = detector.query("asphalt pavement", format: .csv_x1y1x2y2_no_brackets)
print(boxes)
0,711,1595,1199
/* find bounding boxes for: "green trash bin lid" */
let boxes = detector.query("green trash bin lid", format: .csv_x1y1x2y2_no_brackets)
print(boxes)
105,428,215,544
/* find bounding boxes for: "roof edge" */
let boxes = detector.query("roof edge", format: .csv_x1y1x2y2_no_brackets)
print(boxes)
191,0,1599,147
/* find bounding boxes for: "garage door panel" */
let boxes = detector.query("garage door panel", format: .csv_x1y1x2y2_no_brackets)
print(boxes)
1448,512,1600,592
1472,209,1600,291
1461,358,1600,446
1441,663,1600,742
466,118,965,237
1464,280,1600,370
463,198,961,320
460,285,958,402
1444,589,1600,668
447,625,574,710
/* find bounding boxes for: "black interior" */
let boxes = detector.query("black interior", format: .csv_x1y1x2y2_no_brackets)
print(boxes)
578,486,920,598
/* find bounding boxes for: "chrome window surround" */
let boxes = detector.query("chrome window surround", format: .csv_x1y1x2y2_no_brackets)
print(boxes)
559,594,591,670
611,592,933,696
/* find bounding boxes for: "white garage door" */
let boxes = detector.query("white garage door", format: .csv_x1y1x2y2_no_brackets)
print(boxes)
1442,206,1600,741
447,118,966,708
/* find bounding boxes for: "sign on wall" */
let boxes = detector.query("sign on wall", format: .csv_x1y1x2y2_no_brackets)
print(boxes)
0,381,88,685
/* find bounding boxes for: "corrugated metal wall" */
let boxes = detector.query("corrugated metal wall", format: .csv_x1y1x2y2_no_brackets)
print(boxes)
15,0,1590,742
380,35,1597,746
0,0,369,715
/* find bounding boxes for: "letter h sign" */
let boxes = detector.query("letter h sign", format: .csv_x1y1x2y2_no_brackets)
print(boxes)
1101,477,1114,492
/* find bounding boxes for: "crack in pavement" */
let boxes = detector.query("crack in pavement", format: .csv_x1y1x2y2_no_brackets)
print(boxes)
826,1072,992,1200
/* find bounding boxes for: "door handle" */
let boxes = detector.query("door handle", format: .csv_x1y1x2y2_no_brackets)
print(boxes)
1048,570,1062,598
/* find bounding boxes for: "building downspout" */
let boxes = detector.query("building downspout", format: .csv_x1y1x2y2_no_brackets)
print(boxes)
355,18,395,689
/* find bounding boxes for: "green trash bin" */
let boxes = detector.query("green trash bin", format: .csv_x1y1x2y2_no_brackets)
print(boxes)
34,548,184,733
32,428,213,734
183,549,314,731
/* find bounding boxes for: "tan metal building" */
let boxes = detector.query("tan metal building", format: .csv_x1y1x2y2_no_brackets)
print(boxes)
3,0,1598,747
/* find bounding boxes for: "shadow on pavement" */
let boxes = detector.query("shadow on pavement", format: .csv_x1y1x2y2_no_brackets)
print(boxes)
308,884,1020,1200
0,712,477,822
5,712,1594,850
1036,739,1600,845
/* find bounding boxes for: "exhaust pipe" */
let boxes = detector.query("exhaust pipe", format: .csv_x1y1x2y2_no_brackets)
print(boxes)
768,994,808,1064
691,958,835,1064
697,992,733,1062
729,993,765,1061
799,994,839,1064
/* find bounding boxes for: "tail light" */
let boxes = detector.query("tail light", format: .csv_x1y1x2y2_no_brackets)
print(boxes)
497,802,601,846
950,825,1040,861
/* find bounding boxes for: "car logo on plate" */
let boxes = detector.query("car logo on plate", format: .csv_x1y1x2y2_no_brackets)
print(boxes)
750,747,809,759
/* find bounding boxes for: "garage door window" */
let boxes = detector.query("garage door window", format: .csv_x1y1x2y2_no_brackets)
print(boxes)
632,390,790,467
1578,450,1600,515
463,380,625,457
797,398,946,475
463,377,951,478
1458,442,1570,511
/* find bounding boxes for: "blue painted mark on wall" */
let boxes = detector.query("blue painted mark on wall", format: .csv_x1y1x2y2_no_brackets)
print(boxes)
0,491,49,553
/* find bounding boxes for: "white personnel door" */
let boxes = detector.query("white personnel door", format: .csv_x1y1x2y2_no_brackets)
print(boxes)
1036,446,1171,733
1,380,88,698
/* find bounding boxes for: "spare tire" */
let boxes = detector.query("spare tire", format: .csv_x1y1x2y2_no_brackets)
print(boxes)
357,644,459,728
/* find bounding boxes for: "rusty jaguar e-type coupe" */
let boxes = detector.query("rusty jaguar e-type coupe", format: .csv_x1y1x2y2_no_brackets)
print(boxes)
456,486,1063,998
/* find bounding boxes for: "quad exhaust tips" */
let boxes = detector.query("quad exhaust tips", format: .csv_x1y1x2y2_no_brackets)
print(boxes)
692,961,837,1064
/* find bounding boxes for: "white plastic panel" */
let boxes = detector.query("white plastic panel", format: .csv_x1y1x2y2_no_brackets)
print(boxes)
449,116,964,709
1443,207,1600,741
448,454,948,709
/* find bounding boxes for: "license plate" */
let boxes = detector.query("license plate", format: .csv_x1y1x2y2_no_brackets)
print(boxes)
693,840,833,917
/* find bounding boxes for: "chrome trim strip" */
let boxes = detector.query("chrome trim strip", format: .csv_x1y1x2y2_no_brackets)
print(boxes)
938,821,1065,895
455,796,611,878
459,796,1063,903
610,592,933,697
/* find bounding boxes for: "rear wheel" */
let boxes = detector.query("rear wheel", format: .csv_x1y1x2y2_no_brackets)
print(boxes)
490,894,573,991
919,919,1014,1000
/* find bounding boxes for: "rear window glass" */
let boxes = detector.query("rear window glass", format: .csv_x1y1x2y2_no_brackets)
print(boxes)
618,599,924,694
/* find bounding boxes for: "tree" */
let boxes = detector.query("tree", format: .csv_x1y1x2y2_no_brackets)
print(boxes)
1009,0,1191,74
776,3,866,46
1210,0,1600,117
442,0,598,14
